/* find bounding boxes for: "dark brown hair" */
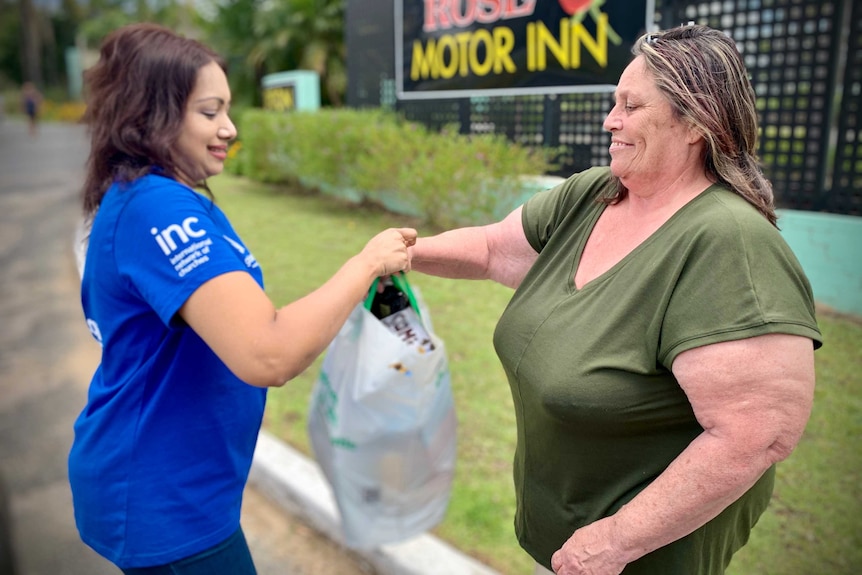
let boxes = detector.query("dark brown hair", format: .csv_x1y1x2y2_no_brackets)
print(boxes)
604,24,776,226
81,23,227,216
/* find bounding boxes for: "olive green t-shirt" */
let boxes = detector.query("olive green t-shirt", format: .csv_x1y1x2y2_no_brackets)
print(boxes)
493,167,822,574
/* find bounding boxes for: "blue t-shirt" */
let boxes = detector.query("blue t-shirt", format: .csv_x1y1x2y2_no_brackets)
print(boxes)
69,174,267,568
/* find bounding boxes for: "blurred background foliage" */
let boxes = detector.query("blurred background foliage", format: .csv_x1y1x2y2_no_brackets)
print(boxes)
226,108,560,228
0,0,346,109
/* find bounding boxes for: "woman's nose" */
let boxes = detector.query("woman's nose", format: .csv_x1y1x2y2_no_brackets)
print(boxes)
220,118,237,140
603,106,620,132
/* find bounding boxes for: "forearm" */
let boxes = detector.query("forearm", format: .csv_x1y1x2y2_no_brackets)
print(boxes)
610,433,773,563
593,335,816,567
411,207,536,288
552,338,815,574
271,255,379,381
552,432,786,574
184,228,415,387
410,227,493,280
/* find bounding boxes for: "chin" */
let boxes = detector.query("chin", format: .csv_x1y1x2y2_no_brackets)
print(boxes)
608,162,625,178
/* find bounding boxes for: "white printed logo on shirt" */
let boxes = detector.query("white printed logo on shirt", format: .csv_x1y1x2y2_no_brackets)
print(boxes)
86,318,103,344
222,235,259,269
150,216,259,277
151,217,212,277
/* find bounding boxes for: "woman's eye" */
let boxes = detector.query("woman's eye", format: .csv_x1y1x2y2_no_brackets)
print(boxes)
202,111,217,119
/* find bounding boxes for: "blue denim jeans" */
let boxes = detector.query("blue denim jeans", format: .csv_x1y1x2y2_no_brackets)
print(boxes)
121,527,257,575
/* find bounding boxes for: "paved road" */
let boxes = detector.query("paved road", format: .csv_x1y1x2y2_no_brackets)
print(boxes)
0,119,373,575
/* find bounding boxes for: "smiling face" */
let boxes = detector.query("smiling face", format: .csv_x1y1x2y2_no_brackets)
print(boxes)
603,56,701,192
173,61,236,187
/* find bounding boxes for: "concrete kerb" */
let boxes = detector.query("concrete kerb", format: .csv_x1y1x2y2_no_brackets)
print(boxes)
249,431,503,575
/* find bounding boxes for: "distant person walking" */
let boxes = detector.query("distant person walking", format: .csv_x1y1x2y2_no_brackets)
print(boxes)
21,82,42,136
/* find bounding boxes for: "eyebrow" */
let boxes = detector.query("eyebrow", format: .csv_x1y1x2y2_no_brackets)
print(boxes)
194,97,227,106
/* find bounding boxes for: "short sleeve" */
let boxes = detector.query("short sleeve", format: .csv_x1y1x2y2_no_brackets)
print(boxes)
521,167,611,252
659,192,822,367
112,180,254,326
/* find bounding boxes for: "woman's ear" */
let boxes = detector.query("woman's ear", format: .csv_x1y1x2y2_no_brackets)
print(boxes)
686,124,704,146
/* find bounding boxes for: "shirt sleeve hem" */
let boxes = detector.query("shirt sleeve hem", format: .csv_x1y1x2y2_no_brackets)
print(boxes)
661,321,823,368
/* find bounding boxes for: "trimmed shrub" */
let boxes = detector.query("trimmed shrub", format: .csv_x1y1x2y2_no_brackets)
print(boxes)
231,108,559,227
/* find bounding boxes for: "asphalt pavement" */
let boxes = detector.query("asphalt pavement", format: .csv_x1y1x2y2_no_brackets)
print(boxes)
0,118,502,575
0,118,122,574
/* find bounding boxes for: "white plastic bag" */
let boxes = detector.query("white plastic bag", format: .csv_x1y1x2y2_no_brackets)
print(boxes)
307,274,457,549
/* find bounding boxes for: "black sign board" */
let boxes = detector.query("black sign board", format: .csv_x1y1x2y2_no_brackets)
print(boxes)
396,0,652,99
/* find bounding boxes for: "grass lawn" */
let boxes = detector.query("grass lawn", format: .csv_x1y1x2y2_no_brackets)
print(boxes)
211,174,862,575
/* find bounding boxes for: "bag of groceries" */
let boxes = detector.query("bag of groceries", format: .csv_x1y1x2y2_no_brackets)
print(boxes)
307,272,457,549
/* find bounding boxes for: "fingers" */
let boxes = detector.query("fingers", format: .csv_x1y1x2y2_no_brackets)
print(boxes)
364,228,416,277
551,552,562,574
397,229,416,272
397,227,418,247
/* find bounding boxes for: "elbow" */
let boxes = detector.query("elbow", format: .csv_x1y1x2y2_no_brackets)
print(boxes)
764,402,814,466
236,347,319,388
236,364,289,388
230,350,293,389
709,418,809,476
763,426,806,466
216,323,322,388
247,374,289,389
737,422,808,472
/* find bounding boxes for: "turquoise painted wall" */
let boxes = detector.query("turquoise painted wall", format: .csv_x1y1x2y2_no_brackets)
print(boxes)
777,210,862,318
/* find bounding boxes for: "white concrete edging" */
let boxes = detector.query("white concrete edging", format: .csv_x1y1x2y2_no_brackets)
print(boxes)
249,430,502,575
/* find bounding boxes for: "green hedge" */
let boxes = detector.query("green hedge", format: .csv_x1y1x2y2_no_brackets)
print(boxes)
226,108,560,228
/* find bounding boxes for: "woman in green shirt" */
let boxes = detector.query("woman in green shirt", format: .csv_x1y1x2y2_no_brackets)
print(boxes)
409,24,821,575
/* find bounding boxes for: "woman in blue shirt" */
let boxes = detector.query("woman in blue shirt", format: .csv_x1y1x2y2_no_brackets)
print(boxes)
68,22,416,575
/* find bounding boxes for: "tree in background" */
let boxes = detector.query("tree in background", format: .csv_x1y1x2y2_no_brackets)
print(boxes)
203,0,262,108
0,0,348,109
76,0,203,53
5,0,83,90
246,0,346,106
0,0,23,88
18,0,41,85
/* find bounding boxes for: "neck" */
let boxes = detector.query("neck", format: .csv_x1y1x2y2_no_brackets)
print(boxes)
626,162,711,201
619,168,713,222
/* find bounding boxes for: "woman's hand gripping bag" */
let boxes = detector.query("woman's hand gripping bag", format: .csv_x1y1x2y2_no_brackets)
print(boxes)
307,273,457,549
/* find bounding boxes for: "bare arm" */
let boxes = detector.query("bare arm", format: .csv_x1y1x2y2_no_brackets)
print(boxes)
178,227,416,388
551,333,816,575
410,206,538,288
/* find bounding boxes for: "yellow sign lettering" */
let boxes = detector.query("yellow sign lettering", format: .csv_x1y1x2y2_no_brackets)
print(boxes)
574,12,608,67
263,86,296,111
410,26,516,81
409,13,611,83
527,15,608,72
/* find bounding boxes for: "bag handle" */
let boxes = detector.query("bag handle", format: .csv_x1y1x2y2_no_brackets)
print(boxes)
364,271,422,320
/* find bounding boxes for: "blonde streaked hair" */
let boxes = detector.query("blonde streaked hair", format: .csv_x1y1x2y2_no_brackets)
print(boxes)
603,24,776,226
